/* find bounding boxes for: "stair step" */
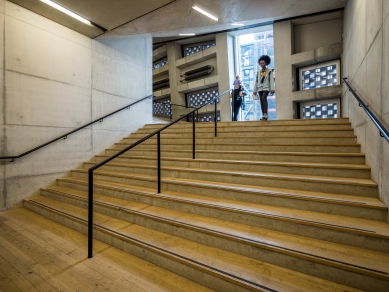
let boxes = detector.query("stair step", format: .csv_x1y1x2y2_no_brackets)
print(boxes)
40,185,389,290
122,136,357,145
77,163,378,197
58,174,387,221
143,118,351,128
104,149,366,163
129,130,356,139
93,155,371,179
136,124,354,133
23,196,366,292
57,176,389,252
111,143,362,153
59,170,387,221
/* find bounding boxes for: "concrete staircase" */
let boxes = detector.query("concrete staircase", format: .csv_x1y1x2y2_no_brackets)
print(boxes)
23,118,389,292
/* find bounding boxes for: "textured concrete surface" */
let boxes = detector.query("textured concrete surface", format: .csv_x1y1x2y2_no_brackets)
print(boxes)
164,31,233,121
96,0,347,41
274,12,343,120
342,0,389,211
0,1,152,210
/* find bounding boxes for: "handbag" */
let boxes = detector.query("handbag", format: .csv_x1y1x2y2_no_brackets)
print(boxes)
253,93,259,100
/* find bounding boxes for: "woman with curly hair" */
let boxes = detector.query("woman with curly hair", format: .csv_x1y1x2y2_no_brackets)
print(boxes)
253,55,275,120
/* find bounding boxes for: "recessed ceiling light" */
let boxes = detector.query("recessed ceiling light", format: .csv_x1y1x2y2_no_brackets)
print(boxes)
179,33,196,36
231,23,244,26
192,6,218,21
40,0,94,26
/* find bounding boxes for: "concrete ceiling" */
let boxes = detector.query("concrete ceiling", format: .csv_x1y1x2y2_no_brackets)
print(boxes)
9,0,347,40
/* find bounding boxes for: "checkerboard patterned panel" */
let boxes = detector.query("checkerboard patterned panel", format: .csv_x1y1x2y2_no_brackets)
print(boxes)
153,58,168,70
302,64,338,90
302,103,338,119
187,88,219,108
153,98,172,117
187,111,221,123
184,43,216,57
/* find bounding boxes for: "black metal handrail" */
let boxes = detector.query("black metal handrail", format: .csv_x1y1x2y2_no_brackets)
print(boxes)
342,78,389,143
87,89,231,258
169,103,196,121
0,95,153,161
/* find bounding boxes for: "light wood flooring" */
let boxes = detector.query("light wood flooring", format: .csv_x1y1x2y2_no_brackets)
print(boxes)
0,208,214,292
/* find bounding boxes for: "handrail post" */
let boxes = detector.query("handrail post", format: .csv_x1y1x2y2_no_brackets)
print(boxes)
88,169,93,258
157,132,161,193
214,98,217,137
192,112,196,159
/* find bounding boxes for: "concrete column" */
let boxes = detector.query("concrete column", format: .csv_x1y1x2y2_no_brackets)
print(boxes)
274,21,295,119
216,33,234,121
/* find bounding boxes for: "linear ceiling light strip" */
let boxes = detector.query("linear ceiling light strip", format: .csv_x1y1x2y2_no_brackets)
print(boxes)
192,6,218,21
40,0,94,26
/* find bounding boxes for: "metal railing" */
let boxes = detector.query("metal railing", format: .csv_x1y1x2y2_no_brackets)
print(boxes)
169,103,195,121
0,95,154,161
241,86,257,121
87,89,231,258
342,78,389,143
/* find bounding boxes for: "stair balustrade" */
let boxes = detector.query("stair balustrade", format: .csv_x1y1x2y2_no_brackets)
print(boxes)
87,89,231,258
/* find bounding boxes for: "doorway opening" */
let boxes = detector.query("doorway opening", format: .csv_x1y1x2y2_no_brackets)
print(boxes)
234,26,276,121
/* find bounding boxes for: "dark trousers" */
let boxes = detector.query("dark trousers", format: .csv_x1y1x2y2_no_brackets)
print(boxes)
232,89,242,121
259,90,269,115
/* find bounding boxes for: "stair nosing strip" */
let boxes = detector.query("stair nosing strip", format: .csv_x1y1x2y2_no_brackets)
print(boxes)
58,177,388,238
104,150,366,156
81,166,376,188
42,187,389,279
65,172,384,209
94,157,370,170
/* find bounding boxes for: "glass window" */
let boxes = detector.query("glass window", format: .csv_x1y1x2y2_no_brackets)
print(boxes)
236,27,276,120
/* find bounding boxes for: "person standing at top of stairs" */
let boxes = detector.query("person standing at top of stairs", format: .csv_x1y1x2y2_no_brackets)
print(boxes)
231,75,243,121
253,55,275,120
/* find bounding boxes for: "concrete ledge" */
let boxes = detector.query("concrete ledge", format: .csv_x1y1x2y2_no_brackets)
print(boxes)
152,64,169,78
176,47,217,69
177,76,218,93
291,85,342,102
153,88,171,99
153,45,167,61
291,43,342,68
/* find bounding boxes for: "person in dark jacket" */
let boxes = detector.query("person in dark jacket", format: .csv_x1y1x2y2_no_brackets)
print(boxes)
232,75,243,121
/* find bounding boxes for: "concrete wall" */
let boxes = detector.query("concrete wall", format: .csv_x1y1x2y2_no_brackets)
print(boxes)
274,12,343,119
0,0,152,210
294,19,342,53
342,0,389,208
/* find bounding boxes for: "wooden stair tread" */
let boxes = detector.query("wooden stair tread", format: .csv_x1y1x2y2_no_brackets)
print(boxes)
124,135,357,140
133,129,355,135
144,119,351,127
105,149,366,157
82,162,377,187
114,142,361,146
69,170,385,209
24,196,364,292
59,175,389,238
95,154,370,170
42,184,389,280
